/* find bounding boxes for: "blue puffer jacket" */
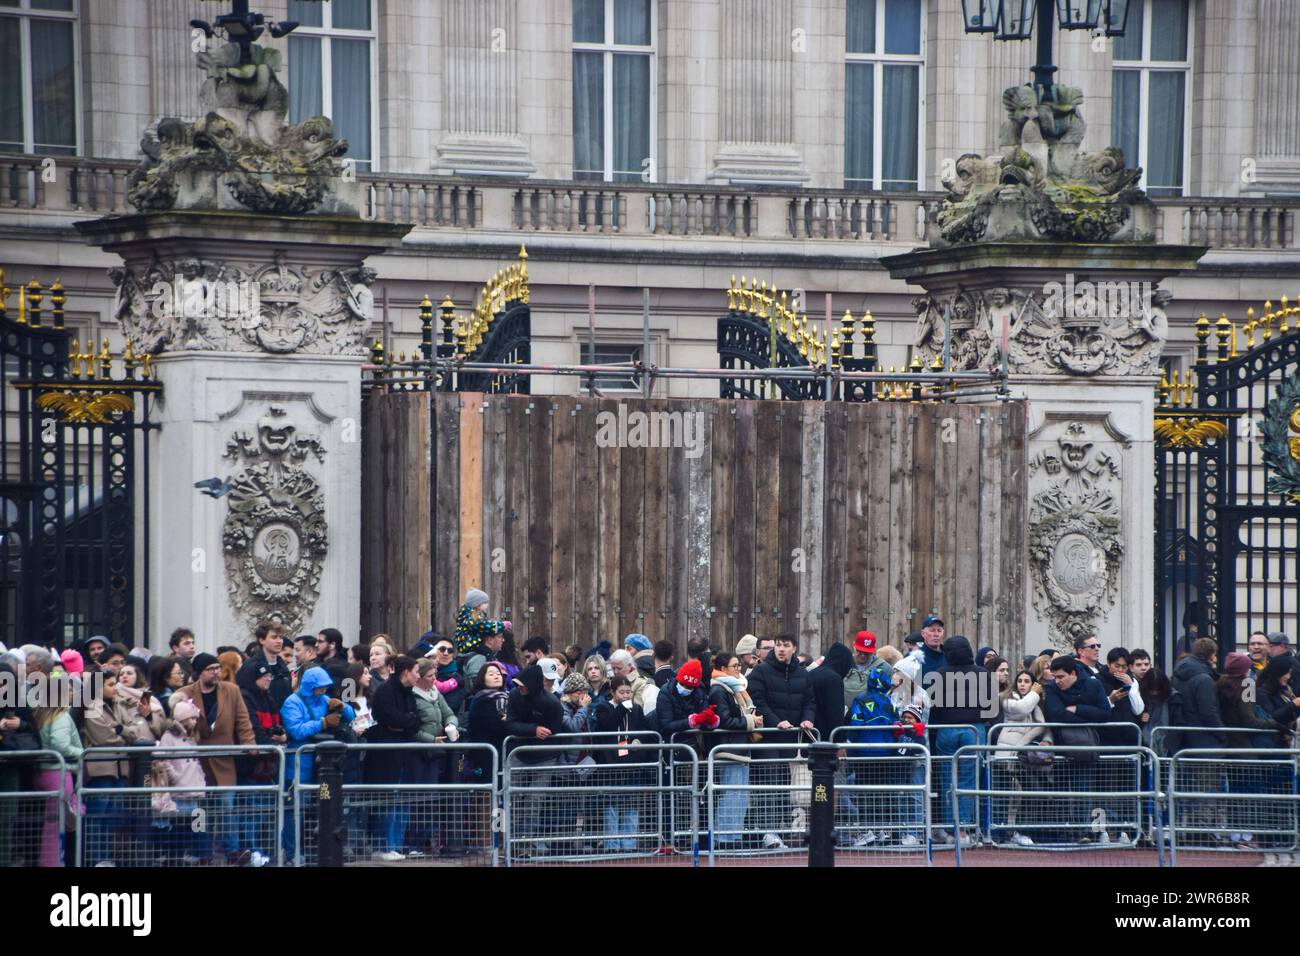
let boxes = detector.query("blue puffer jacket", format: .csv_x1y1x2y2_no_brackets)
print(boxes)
281,666,355,783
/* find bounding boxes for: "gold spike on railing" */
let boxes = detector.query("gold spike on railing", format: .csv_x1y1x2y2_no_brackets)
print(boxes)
0,268,7,323
1281,295,1291,334
25,280,41,327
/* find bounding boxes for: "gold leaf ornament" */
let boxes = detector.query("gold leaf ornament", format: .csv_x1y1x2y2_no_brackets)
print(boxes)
36,391,135,424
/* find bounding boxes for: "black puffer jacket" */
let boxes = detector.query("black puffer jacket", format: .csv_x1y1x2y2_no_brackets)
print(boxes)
1170,655,1226,750
808,643,853,741
929,636,989,727
654,681,709,741
502,665,565,765
364,675,422,783
747,653,815,758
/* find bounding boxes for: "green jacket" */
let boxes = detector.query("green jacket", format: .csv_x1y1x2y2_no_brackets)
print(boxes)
38,711,84,770
413,687,458,741
843,659,894,711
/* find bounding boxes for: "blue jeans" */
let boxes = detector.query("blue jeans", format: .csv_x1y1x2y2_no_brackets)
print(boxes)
213,789,238,856
934,725,985,830
84,777,128,864
714,760,750,847
604,799,640,851
235,785,273,858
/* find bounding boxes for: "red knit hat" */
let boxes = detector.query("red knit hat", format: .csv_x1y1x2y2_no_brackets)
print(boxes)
676,659,702,689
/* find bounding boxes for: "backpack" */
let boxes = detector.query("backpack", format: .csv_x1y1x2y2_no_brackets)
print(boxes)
846,685,898,745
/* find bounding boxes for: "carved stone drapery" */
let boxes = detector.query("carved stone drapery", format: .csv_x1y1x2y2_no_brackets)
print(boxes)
222,404,328,634
912,282,1171,377
1027,421,1123,646
107,253,377,356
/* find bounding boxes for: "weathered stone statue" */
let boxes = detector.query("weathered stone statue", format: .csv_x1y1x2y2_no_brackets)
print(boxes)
936,84,1151,246
127,40,355,215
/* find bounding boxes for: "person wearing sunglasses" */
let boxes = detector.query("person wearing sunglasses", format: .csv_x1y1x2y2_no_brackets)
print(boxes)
1071,633,1103,679
425,641,469,716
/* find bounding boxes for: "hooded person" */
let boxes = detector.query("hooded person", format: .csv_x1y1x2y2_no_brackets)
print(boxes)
501,664,565,765
809,642,853,741
280,665,355,784
235,659,286,785
1217,651,1281,749
454,588,512,655
1169,638,1227,750
892,653,929,720
653,660,717,741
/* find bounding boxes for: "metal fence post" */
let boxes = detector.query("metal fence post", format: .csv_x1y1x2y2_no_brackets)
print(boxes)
315,742,346,867
808,743,837,867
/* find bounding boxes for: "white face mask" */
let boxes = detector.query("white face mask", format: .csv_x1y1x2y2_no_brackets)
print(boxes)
676,684,692,696
622,699,633,710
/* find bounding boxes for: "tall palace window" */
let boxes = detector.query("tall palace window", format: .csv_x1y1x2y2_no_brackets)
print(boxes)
0,0,78,156
573,0,655,182
288,0,378,172
845,0,923,191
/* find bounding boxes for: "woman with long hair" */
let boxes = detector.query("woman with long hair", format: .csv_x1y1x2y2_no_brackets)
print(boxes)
584,655,611,707
706,652,761,852
32,687,82,867
147,656,186,718
1136,656,1173,752
994,669,1048,848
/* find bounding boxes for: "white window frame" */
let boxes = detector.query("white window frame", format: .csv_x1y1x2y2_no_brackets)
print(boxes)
844,0,926,192
0,0,81,156
576,336,649,393
288,0,380,173
571,0,657,184
1111,0,1193,197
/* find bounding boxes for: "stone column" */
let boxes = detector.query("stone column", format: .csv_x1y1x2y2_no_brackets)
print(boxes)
884,242,1205,656
76,214,409,651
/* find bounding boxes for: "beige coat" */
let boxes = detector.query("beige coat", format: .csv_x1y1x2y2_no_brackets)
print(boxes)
170,679,256,786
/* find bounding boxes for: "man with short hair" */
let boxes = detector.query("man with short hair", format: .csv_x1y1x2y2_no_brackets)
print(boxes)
97,644,128,677
735,634,759,675
610,648,658,715
1043,653,1116,844
757,637,775,663
1246,631,1270,674
1171,638,1228,842
291,635,318,692
746,634,815,850
169,628,197,681
522,636,550,667
253,622,292,709
171,652,256,864
1263,631,1300,687
1072,632,1103,678
917,615,946,676
624,634,655,679
316,627,348,692
462,629,506,685
652,640,676,688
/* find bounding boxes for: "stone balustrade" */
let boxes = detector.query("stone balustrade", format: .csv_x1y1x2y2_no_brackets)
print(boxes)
2,153,1296,252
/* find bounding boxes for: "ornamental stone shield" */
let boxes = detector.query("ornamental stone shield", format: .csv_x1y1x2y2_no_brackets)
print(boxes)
1028,421,1123,645
1262,375,1300,504
222,404,327,633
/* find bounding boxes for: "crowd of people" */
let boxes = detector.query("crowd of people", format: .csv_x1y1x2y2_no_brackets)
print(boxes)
1,585,1297,865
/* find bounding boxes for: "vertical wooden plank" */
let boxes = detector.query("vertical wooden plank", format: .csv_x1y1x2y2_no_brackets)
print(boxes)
484,394,508,637
798,401,826,649
573,397,600,650
731,400,758,645
642,398,670,646
685,402,714,645
952,404,982,638
909,406,937,639
865,404,893,640
977,404,1004,651
665,405,691,649
886,407,915,644
930,402,960,629
844,403,872,638
619,400,645,643
1000,403,1029,661
709,401,736,649
526,396,554,645
359,395,380,637
752,401,782,642
549,395,576,652
458,394,485,631
776,402,804,637
597,398,622,647
822,401,848,654
413,395,433,640
394,397,412,641
434,392,460,637
503,397,530,638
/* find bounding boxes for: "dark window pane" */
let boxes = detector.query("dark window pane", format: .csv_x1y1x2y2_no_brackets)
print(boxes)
612,53,649,179
845,62,874,185
882,63,918,188
287,0,324,28
1112,0,1143,60
884,0,921,55
332,37,371,164
1147,70,1184,193
846,0,876,54
1150,0,1187,61
1110,68,1140,169
332,0,371,30
31,0,74,10
572,50,604,176
574,0,604,42
30,19,75,152
614,0,651,45
288,35,323,122
0,17,21,152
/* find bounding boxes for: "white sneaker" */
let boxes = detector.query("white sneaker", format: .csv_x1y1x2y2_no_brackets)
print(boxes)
93,861,116,867
371,850,405,862
852,831,878,848
899,834,921,848
1115,832,1131,845
1011,832,1035,847
249,851,270,868
956,830,974,848
1098,831,1111,845
762,832,788,850
180,853,201,865
405,850,428,860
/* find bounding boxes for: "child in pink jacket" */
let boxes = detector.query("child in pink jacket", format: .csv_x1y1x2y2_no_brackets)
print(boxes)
150,698,209,862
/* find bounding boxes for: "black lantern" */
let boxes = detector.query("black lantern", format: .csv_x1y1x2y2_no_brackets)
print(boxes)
994,0,1035,40
961,0,1000,33
1056,0,1102,29
1102,0,1131,36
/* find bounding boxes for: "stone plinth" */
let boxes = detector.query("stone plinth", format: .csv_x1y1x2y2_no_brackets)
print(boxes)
76,211,411,651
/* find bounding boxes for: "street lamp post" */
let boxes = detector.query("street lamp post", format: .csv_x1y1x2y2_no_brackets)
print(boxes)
191,0,329,65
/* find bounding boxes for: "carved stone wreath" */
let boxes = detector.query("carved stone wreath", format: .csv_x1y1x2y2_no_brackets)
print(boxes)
1262,375,1300,504
1027,423,1124,644
222,404,328,634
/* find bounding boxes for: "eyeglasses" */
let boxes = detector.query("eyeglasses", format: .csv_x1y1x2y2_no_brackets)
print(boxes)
434,646,454,654
1081,643,1101,650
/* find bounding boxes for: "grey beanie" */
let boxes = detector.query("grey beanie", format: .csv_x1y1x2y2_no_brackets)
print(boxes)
465,588,489,609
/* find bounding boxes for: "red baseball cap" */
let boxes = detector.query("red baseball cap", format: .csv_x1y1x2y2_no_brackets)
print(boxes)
854,631,877,654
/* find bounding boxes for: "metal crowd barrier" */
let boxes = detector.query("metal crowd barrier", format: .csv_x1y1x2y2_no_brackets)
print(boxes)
1167,748,1300,863
503,741,698,866
950,744,1161,863
293,742,499,866
0,750,70,868
75,745,286,867
706,741,930,866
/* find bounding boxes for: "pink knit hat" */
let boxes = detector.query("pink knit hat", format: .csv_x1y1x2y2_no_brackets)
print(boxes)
60,649,85,676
